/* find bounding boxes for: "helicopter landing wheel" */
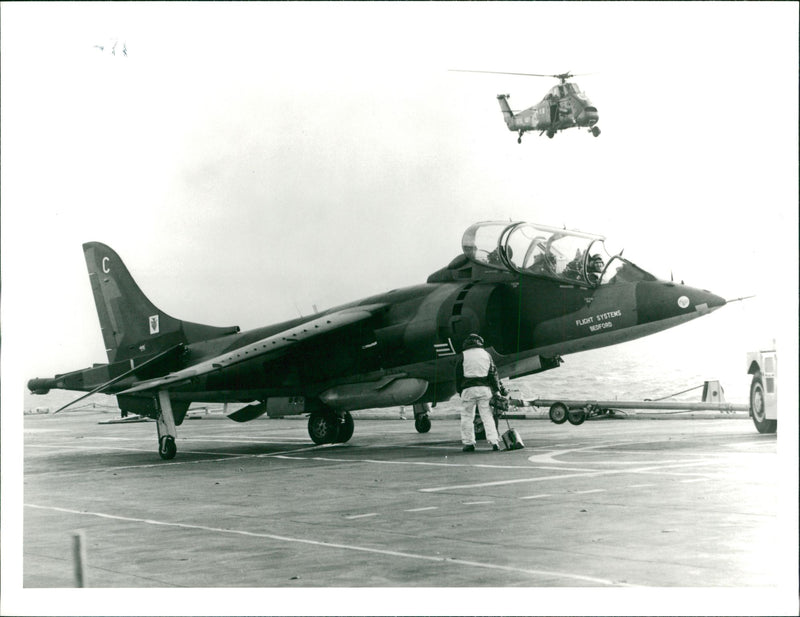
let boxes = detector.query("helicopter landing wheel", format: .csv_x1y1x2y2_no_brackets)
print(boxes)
546,130,555,139
517,131,523,144
591,126,601,137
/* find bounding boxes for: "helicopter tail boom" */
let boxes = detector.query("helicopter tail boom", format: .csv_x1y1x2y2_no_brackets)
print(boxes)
496,94,515,128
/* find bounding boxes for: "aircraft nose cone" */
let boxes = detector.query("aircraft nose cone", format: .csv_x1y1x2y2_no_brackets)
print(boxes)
636,281,726,325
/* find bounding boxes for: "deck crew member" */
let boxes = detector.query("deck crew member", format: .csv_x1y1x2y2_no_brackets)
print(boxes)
455,333,507,452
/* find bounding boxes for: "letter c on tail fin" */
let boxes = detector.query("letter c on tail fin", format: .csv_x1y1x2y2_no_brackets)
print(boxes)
82,242,239,364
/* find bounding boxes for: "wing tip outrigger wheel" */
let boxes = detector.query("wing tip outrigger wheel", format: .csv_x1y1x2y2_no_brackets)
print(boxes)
156,390,178,460
159,435,177,460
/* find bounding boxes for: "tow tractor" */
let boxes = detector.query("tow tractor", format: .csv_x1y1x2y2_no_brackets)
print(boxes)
746,348,777,433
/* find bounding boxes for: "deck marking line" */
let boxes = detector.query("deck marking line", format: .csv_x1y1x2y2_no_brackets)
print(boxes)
272,454,561,471
108,444,337,470
404,507,438,512
421,470,609,492
24,503,634,587
574,489,606,495
345,513,380,520
27,443,340,473
520,494,551,500
462,501,494,505
421,460,716,493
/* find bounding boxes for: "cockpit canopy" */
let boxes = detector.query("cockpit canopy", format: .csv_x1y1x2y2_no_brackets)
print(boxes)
462,221,656,287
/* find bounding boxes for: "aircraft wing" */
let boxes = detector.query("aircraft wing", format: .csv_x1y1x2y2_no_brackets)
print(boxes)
118,304,387,395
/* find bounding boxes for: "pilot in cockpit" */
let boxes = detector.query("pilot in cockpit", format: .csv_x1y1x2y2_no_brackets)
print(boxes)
563,249,584,280
587,254,605,284
529,250,556,274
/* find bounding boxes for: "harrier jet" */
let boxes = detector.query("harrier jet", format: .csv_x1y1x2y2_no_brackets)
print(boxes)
28,221,726,458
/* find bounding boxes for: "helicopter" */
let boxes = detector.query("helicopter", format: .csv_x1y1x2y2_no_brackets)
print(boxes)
450,70,600,143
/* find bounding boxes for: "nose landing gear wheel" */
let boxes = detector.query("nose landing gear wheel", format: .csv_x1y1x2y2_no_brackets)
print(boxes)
412,402,432,433
308,410,341,444
159,435,177,460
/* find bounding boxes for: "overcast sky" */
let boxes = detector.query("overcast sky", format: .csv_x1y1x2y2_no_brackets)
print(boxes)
3,1,798,380
2,2,798,613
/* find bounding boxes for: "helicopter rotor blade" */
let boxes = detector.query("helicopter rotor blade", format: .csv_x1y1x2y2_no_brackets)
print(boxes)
449,69,594,84
449,69,558,78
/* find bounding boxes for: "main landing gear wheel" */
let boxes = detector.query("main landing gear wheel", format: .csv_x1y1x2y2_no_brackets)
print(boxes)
591,126,601,137
750,373,776,434
567,408,587,425
335,411,355,443
159,435,177,460
546,130,555,139
308,410,341,444
549,402,568,424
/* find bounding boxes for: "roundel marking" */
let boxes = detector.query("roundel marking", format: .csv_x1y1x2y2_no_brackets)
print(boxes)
677,295,690,309
102,257,111,274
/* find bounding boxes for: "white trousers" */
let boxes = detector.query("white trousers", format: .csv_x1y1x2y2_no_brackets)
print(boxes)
460,386,499,446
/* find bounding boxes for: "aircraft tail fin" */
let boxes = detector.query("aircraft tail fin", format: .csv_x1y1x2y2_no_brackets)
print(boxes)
83,242,240,363
496,94,514,127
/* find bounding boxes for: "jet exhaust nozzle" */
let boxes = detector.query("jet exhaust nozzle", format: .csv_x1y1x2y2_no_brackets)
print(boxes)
28,377,56,395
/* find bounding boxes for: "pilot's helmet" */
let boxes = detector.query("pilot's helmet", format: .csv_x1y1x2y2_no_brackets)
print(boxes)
462,333,485,350
588,254,605,272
